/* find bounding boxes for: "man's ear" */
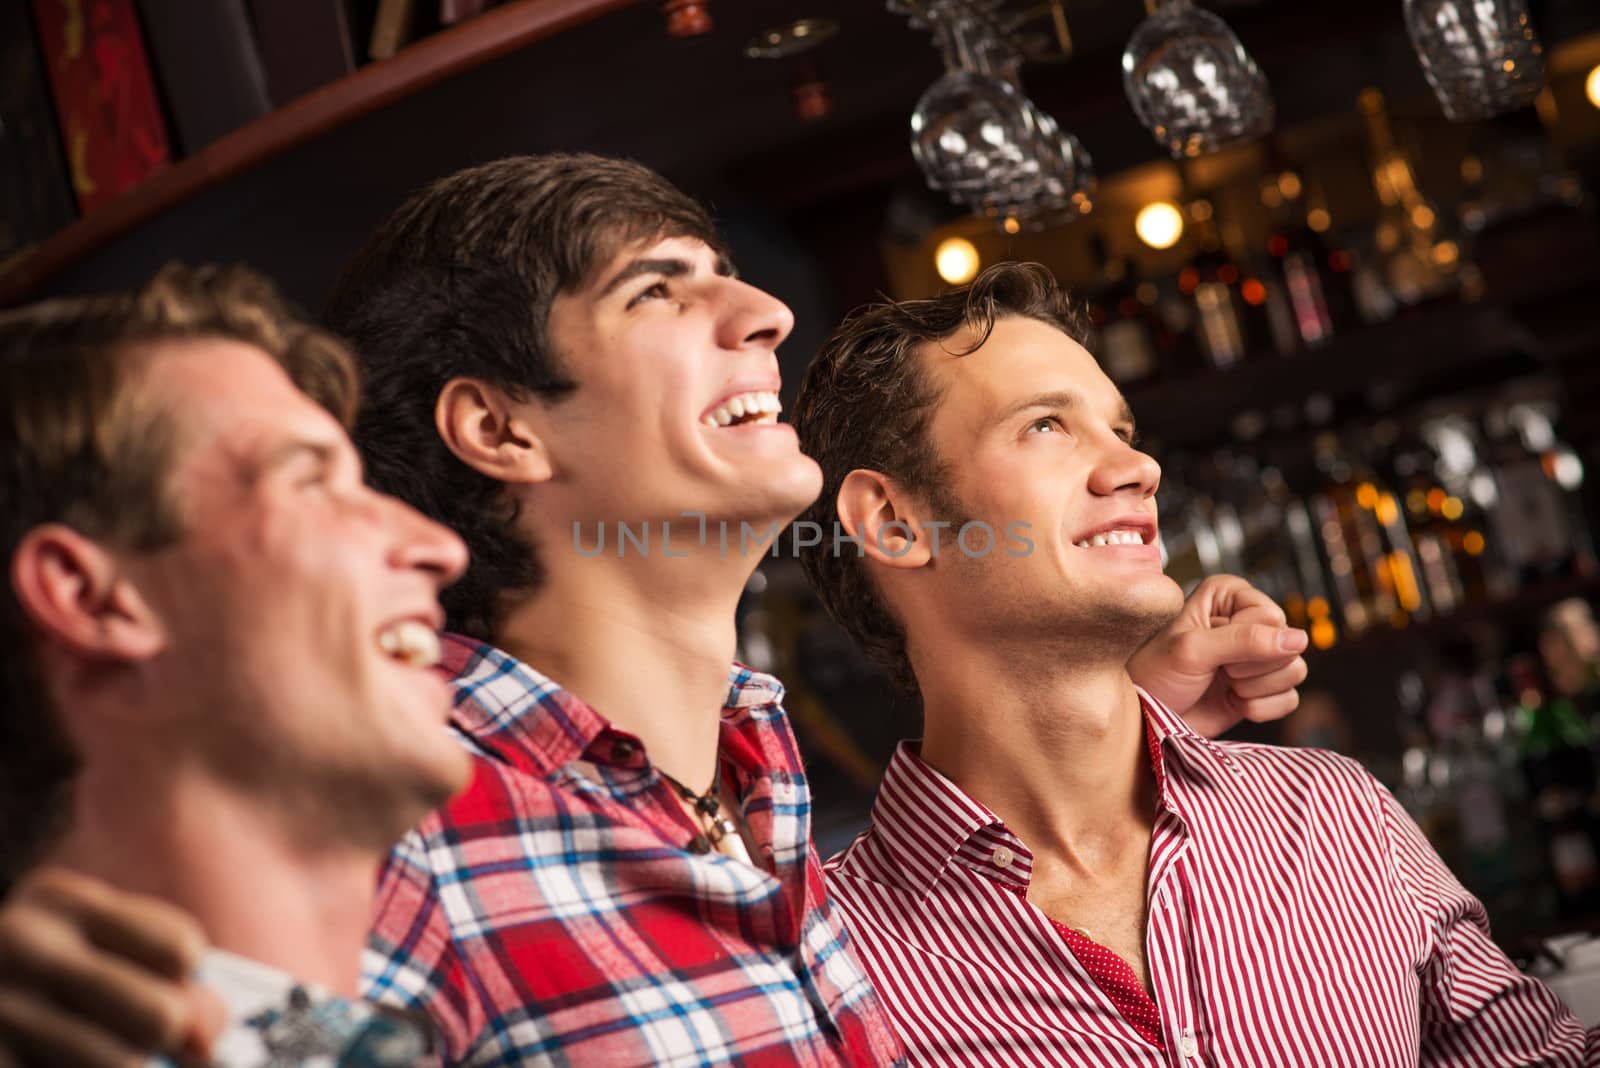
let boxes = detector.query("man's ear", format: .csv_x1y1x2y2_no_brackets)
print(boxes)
435,377,553,485
10,525,165,662
836,469,937,570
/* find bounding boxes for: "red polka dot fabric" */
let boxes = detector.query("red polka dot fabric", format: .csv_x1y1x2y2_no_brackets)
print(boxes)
1048,919,1165,1049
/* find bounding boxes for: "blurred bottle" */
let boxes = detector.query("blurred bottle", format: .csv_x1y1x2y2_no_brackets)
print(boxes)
1427,655,1518,902
1309,432,1405,636
1257,144,1358,352
1511,653,1600,918
1087,231,1160,388
1357,87,1459,310
1179,196,1251,371
1387,415,1522,614
1539,599,1600,732
1483,402,1596,586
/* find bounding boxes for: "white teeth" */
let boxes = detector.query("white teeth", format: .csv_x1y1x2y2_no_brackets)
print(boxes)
704,391,781,428
1075,529,1144,549
378,620,441,668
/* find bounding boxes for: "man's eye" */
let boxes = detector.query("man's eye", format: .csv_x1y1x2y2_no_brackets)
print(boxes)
296,468,331,490
629,281,669,308
1027,417,1060,434
1118,429,1143,447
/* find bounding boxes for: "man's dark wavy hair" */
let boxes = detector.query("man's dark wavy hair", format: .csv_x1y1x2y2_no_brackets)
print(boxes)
793,262,1088,694
324,154,725,640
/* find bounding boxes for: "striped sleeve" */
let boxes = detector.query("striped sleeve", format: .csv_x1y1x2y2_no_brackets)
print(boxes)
1375,778,1586,1066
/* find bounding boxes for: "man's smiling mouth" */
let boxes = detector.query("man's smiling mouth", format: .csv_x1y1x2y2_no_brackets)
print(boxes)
701,390,781,428
1073,528,1149,549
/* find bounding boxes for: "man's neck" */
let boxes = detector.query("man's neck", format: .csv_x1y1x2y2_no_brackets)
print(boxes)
495,536,758,790
917,645,1155,867
52,760,380,997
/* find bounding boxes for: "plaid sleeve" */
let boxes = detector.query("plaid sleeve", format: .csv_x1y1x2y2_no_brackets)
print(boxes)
361,819,484,1062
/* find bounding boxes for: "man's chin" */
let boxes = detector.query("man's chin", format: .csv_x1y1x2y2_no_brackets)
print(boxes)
1081,579,1187,653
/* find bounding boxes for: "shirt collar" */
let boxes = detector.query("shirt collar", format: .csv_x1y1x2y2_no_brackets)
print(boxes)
868,689,1227,898
1137,684,1246,785
440,633,787,776
868,740,1011,899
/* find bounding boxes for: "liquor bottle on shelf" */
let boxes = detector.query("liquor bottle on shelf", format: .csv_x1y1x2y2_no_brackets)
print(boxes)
1179,196,1251,371
1414,414,1519,605
1396,670,1450,842
1482,402,1597,587
1390,425,1469,615
1538,598,1600,738
1257,144,1358,352
1350,426,1434,627
1086,231,1160,388
1308,432,1406,637
1357,87,1459,311
1510,653,1600,919
1428,657,1518,903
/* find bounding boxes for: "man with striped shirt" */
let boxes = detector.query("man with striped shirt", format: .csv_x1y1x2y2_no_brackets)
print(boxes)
792,261,1591,1066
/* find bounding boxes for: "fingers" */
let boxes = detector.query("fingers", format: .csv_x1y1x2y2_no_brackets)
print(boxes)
1189,575,1288,628
0,988,148,1068
1176,622,1307,673
0,900,197,1052
0,869,211,1063
18,870,205,979
183,985,228,1061
1229,598,1288,628
1237,688,1302,724
1224,657,1309,697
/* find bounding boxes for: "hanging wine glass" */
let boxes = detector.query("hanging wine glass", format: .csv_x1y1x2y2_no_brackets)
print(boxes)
1122,0,1274,159
910,13,1035,195
977,30,1096,228
1403,0,1545,122
902,1,1096,232
911,70,1036,194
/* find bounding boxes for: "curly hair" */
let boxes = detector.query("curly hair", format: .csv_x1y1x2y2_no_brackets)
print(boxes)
323,153,726,641
791,262,1088,694
0,262,358,889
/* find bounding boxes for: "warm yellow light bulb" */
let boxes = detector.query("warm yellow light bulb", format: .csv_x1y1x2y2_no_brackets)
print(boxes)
1135,202,1184,250
934,237,980,285
1587,65,1600,110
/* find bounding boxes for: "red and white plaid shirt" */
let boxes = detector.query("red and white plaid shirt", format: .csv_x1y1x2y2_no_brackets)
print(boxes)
361,635,904,1067
825,691,1589,1066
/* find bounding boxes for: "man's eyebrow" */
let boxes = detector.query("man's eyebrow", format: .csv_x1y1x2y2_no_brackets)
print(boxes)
1116,398,1137,432
993,390,1082,427
252,439,342,482
596,256,693,299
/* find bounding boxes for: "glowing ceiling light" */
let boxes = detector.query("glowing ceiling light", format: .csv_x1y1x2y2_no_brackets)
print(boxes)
1588,64,1600,110
934,237,980,285
1135,201,1184,250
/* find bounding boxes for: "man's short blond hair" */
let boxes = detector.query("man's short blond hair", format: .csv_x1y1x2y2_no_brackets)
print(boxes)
0,263,360,888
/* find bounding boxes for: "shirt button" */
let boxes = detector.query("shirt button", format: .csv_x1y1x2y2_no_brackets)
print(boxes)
992,846,1015,869
610,738,637,763
1179,1034,1199,1059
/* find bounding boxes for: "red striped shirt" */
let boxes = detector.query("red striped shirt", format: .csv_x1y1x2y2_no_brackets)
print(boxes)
824,692,1589,1066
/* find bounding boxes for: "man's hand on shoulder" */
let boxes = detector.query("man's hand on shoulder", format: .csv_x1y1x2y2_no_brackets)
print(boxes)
0,867,224,1067
1127,575,1309,739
